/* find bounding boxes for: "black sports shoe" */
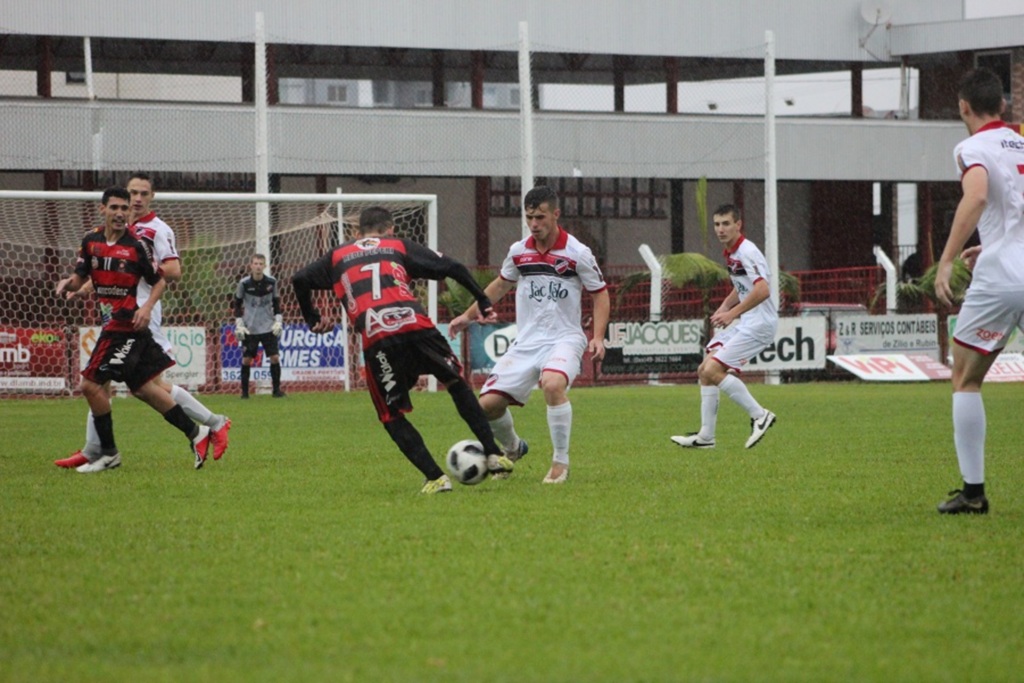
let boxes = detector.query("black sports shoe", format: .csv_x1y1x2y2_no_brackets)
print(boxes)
937,489,989,515
272,389,287,398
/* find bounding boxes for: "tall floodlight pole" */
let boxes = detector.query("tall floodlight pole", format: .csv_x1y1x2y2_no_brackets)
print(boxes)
255,12,271,271
518,21,535,239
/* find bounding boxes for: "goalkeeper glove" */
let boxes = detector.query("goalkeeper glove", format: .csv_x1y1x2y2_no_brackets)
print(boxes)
235,318,249,342
271,314,283,337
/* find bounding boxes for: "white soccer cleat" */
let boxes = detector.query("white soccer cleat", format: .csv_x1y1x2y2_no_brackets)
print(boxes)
76,452,122,473
745,410,776,449
670,433,716,449
192,425,211,469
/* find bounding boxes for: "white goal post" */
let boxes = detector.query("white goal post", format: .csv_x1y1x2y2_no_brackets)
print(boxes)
0,190,438,398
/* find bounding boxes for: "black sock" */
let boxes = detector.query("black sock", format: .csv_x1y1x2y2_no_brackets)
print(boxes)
447,381,501,455
271,363,281,391
93,411,117,454
240,364,250,395
964,482,985,499
163,405,199,441
383,417,445,480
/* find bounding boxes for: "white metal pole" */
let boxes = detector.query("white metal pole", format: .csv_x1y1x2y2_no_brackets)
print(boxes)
765,30,780,386
83,37,95,100
427,197,439,392
336,187,351,393
639,244,664,385
518,21,534,239
638,244,663,323
873,246,898,313
764,30,779,312
254,12,271,271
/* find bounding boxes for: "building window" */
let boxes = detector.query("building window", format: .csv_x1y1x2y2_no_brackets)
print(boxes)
326,84,348,103
489,177,668,219
975,51,1012,99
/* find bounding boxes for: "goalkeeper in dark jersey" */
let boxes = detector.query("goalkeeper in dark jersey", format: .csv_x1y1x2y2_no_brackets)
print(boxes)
234,254,285,398
292,206,513,494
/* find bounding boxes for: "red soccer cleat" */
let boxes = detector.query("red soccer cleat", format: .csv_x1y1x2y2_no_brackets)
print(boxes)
55,450,89,469
212,418,231,460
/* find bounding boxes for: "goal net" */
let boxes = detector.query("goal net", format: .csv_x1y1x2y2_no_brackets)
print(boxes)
0,190,437,398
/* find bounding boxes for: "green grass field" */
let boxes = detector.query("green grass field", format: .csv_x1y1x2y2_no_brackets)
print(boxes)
2,382,1023,682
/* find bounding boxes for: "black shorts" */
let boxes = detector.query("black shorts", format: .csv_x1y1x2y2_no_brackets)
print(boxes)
82,329,174,391
243,332,280,359
364,330,463,423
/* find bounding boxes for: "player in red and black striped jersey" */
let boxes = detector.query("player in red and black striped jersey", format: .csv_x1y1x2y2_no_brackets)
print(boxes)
292,206,514,493
55,187,213,473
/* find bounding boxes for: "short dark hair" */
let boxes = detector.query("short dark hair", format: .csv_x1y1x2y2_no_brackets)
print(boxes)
101,187,130,205
358,206,394,234
524,185,559,211
128,171,152,186
251,254,267,262
958,68,1004,117
713,203,741,221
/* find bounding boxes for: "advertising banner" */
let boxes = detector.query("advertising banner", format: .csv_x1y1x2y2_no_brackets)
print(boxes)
833,314,940,360
745,317,827,371
219,323,345,383
467,323,517,373
0,326,67,391
601,319,703,374
828,354,951,381
79,326,208,389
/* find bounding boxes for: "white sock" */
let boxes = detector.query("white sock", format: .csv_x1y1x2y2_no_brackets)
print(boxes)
699,385,720,440
488,409,520,455
953,391,985,485
170,385,223,429
84,410,102,456
548,402,572,465
719,374,765,419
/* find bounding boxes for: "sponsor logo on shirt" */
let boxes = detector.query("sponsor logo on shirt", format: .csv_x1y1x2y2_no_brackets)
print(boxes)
365,306,417,337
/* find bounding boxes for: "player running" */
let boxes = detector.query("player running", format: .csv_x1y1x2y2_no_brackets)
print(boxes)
292,206,513,493
56,187,212,472
448,185,610,484
55,173,230,469
670,203,777,451
934,68,1024,514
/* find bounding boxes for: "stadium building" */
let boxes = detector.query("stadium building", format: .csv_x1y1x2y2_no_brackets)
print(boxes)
1,1,1022,272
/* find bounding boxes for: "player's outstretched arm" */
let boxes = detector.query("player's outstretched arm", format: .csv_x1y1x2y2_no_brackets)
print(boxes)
292,255,335,330
56,273,86,296
448,278,511,338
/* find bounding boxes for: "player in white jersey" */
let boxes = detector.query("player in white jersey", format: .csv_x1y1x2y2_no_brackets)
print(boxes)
449,185,609,484
671,204,778,450
934,68,1024,515
55,172,231,469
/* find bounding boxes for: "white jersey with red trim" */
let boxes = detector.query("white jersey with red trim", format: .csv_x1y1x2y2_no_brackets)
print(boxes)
499,227,607,348
724,235,777,339
953,121,1024,291
129,212,180,327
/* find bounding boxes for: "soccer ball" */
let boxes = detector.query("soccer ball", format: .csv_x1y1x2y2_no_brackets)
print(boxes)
445,439,489,485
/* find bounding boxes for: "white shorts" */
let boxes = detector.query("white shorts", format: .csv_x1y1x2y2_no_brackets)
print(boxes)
706,324,773,371
480,339,586,406
953,288,1024,355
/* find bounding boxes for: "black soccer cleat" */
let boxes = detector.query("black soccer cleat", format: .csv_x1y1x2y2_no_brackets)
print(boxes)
937,489,989,515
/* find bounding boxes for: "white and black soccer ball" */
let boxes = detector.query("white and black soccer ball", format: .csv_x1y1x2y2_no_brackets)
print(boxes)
445,439,489,485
